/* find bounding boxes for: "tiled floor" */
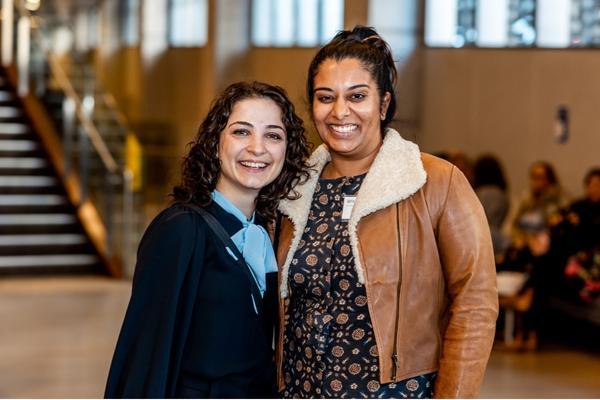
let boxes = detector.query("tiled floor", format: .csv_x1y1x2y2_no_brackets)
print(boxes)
0,276,599,398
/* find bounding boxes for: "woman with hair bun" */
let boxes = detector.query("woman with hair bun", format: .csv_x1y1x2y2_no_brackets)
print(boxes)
105,81,310,398
275,26,498,398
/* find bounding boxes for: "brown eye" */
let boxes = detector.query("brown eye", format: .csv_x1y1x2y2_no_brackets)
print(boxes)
266,132,284,141
349,92,366,101
316,94,334,103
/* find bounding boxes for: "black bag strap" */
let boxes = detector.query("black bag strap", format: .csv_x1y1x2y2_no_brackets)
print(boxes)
183,202,263,317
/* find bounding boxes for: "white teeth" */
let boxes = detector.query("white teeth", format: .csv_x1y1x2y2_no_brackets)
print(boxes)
331,124,357,133
240,161,267,168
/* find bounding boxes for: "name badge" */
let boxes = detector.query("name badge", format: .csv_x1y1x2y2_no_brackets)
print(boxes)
341,196,356,221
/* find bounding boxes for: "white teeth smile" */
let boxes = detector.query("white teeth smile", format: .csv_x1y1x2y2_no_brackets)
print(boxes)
240,161,268,168
331,124,358,133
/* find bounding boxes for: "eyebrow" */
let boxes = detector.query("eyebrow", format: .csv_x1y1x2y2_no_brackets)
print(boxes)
228,120,285,132
313,84,371,92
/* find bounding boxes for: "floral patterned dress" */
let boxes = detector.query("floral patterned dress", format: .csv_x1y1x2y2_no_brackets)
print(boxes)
282,174,436,398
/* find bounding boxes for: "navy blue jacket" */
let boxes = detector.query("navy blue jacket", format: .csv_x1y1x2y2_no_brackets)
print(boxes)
104,203,276,398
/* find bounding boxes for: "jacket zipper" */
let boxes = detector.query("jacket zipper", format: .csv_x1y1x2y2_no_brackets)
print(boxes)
391,202,402,381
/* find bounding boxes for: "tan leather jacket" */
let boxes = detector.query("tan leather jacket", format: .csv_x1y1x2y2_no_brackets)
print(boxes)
276,129,498,398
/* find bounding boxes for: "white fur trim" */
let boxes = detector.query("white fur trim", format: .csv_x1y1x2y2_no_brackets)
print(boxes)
277,129,426,297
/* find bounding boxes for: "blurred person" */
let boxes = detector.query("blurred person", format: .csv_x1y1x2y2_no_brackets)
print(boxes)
565,167,600,252
105,81,310,398
498,166,592,351
561,167,600,301
512,161,569,246
473,154,510,259
499,214,552,351
275,26,498,398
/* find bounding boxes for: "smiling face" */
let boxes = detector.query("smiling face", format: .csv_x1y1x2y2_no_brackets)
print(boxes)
312,57,391,161
215,97,287,201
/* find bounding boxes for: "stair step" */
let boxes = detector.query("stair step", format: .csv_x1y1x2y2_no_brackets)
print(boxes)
0,214,76,225
0,123,30,134
0,176,57,187
0,91,16,102
0,234,86,246
0,140,39,151
0,106,22,118
0,254,98,268
0,194,67,206
0,157,47,169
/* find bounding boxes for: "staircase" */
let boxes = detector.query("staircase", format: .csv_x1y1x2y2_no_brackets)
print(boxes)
0,72,102,275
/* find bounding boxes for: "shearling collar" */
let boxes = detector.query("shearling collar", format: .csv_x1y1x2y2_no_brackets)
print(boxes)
277,128,427,296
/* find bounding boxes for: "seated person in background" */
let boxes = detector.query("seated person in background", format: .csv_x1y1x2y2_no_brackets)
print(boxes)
560,167,600,302
511,161,569,248
498,167,598,350
473,154,510,260
498,213,557,351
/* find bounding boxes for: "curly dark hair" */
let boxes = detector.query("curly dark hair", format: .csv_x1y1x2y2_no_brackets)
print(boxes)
172,81,311,221
306,25,397,134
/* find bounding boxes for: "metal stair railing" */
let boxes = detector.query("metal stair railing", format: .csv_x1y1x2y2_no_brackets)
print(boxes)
1,0,140,277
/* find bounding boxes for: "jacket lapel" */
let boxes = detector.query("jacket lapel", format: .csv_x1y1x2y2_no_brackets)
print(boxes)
277,129,427,295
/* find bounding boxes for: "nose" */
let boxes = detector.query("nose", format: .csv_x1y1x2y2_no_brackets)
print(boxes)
332,97,350,119
247,134,267,155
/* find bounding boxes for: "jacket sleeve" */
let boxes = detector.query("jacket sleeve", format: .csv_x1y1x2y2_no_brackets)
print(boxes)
433,167,499,399
104,210,206,398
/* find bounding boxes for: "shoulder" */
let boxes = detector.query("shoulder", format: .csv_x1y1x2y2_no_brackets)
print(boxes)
418,152,480,215
132,204,210,285
420,152,457,196
142,203,209,242
421,153,455,180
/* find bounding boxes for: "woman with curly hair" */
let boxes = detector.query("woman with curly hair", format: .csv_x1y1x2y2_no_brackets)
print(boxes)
105,81,310,398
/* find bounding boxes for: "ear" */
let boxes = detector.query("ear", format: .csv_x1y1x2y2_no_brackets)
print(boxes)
380,92,392,120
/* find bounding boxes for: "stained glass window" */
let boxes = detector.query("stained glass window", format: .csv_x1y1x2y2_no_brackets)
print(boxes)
425,0,600,48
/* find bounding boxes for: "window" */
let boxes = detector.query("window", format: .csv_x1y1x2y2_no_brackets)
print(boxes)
252,0,344,47
74,8,99,51
121,0,140,46
508,0,536,46
425,0,600,48
570,0,600,46
456,0,477,47
168,0,208,47
121,0,139,46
